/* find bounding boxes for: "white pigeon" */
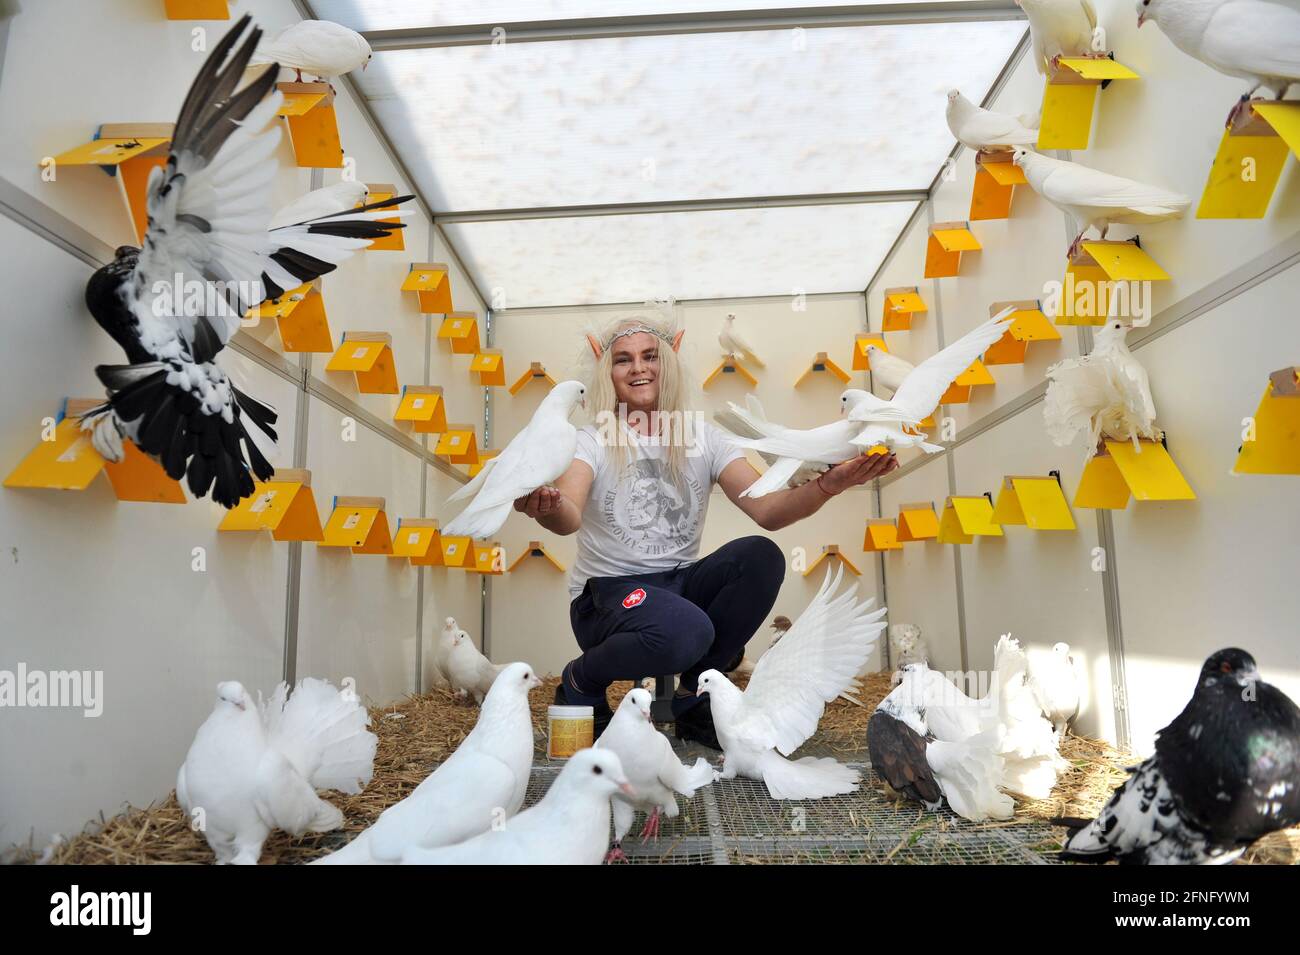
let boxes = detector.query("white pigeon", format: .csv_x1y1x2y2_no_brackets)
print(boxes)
945,90,1041,151
402,748,635,865
269,181,370,230
428,616,458,689
1138,0,1300,124
1028,642,1083,740
441,380,587,539
889,623,930,687
844,309,1018,447
1018,0,1104,73
250,19,372,82
988,635,1069,800
177,678,376,864
860,347,916,395
712,397,829,490
696,565,888,800
595,689,715,860
445,619,509,704
312,663,540,864
1042,314,1160,456
1012,148,1192,257
869,667,1015,822
718,397,880,497
718,313,765,367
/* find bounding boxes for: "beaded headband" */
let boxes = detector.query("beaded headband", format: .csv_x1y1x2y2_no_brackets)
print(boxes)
586,323,684,359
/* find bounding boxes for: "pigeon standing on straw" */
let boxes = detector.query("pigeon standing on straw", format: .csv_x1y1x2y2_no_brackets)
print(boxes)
695,566,888,800
441,380,587,539
177,678,376,864
945,90,1041,151
1018,0,1105,73
1057,648,1300,864
1137,0,1300,125
249,19,372,83
402,748,635,865
313,663,541,864
868,665,1014,822
1012,148,1191,258
595,689,715,862
445,619,509,704
718,313,765,367
1028,642,1082,740
79,16,412,508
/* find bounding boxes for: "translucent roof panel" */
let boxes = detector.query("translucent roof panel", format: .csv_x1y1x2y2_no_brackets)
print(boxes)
313,1,987,32
352,22,1025,212
442,202,919,308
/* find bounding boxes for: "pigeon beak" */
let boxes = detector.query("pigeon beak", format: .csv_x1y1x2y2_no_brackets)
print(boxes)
619,781,637,798
1137,12,1145,26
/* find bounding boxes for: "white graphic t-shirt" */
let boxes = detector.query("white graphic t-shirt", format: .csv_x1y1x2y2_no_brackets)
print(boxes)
568,419,746,598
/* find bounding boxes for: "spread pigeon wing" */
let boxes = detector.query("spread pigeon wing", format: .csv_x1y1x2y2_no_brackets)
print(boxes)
867,309,1014,423
734,565,887,755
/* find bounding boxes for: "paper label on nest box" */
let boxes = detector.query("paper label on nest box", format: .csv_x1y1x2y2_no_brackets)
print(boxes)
407,531,420,545
412,398,425,409
449,436,461,445
447,544,458,554
56,437,89,464
250,491,277,513
342,513,360,530
351,346,369,359
452,321,463,329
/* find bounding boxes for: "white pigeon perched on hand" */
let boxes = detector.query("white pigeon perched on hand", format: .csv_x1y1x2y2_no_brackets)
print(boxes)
250,19,372,82
696,565,888,800
445,618,509,704
595,689,714,861
845,308,1018,450
312,663,540,865
269,181,369,230
1043,314,1159,456
1138,0,1300,125
1012,148,1191,258
1028,642,1082,740
177,678,376,864
945,90,1041,151
1019,0,1105,73
718,313,765,367
442,380,586,538
868,666,1014,822
402,748,635,865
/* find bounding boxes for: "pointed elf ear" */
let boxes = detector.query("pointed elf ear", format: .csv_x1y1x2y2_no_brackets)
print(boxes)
586,333,603,360
671,330,685,353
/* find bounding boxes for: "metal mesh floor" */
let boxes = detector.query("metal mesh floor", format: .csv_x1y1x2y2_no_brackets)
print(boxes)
526,760,1064,865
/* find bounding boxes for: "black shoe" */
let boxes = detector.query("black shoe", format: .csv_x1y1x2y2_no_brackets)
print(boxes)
554,682,613,739
674,695,722,751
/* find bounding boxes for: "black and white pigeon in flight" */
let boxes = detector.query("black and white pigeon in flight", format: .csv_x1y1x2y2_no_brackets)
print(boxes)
1057,648,1300,864
80,15,412,508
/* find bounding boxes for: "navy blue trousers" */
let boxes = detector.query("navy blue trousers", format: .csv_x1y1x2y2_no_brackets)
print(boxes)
564,535,785,706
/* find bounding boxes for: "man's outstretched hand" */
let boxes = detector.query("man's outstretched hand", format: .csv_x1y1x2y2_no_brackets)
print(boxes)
514,486,563,519
817,451,899,495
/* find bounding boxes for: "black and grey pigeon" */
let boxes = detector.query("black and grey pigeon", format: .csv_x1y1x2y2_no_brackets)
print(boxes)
1057,648,1300,865
81,15,412,508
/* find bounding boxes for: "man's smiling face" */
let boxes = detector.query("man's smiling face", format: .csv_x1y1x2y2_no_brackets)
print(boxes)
610,331,661,414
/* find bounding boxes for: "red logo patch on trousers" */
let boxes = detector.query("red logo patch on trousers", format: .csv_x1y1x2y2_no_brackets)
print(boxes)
622,588,647,609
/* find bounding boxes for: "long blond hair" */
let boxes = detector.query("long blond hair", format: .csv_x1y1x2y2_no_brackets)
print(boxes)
575,310,697,483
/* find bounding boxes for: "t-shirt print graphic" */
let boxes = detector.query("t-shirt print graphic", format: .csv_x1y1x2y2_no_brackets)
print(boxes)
601,457,705,556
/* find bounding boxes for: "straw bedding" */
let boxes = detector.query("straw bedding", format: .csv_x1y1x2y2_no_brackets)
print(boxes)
11,672,1296,865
